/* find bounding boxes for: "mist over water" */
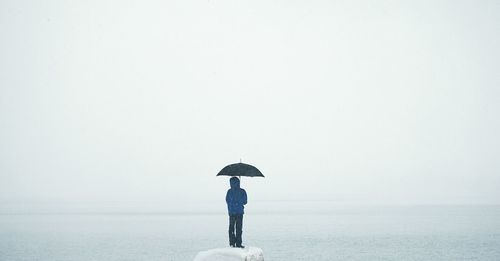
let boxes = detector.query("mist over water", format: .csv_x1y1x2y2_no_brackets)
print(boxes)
1,0,500,209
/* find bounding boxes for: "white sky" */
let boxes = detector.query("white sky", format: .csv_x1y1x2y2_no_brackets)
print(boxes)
1,0,499,211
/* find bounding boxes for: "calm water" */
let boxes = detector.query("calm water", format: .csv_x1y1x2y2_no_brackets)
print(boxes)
1,204,500,260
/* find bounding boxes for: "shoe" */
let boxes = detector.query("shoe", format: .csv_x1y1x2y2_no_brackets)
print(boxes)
230,243,235,247
235,245,245,248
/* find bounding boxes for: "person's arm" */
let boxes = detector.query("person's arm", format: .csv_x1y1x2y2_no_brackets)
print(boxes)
242,189,247,205
226,190,231,204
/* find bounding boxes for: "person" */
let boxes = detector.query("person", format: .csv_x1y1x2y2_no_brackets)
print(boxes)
225,177,247,248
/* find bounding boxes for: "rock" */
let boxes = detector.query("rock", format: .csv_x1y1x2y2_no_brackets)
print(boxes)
193,247,264,261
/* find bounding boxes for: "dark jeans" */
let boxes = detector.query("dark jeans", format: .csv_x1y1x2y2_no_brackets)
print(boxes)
228,214,243,246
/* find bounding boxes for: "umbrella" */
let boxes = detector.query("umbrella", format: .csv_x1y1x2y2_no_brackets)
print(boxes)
216,162,265,178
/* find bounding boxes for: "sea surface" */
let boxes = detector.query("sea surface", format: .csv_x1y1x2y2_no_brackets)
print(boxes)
1,203,500,260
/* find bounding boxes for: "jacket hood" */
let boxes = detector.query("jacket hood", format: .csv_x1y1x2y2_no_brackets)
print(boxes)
230,177,240,189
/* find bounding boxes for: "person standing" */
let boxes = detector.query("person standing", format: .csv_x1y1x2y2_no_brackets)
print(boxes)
226,177,247,248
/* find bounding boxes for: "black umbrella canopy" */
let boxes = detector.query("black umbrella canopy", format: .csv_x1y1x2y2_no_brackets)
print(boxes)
216,163,265,177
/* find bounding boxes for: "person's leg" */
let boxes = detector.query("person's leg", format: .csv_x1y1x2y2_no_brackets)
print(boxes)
228,215,236,247
235,214,243,247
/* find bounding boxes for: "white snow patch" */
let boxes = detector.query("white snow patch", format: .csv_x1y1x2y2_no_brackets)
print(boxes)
193,247,264,261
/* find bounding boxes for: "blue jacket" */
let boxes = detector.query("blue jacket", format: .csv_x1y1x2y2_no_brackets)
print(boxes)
226,177,247,215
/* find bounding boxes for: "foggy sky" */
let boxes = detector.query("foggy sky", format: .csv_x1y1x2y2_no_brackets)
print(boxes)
1,0,499,212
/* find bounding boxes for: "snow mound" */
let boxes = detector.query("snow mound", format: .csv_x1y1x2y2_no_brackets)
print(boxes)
193,247,264,261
